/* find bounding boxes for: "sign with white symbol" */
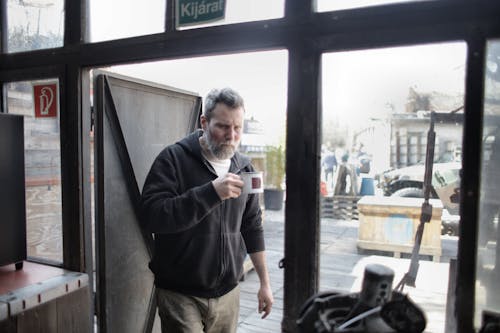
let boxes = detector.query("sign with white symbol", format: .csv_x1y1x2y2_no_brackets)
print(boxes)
176,0,226,27
33,82,58,118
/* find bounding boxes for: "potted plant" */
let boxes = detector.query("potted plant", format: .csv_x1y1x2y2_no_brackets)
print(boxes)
264,145,286,210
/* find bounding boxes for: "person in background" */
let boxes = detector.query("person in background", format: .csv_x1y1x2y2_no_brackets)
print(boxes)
334,153,358,195
322,151,338,190
140,87,273,333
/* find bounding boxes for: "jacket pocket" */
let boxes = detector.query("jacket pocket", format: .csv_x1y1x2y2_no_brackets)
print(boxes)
222,233,247,284
172,233,221,290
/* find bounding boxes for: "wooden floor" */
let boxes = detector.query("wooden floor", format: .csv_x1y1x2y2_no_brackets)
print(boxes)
238,210,286,333
23,184,458,332
25,185,63,263
237,208,458,333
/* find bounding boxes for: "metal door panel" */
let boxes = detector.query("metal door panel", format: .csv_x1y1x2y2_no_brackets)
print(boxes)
105,75,200,190
94,71,201,333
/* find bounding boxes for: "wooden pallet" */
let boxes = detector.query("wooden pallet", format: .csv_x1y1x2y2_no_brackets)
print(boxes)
321,195,361,220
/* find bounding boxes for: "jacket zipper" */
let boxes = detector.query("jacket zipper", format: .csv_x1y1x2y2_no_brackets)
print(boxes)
217,200,226,286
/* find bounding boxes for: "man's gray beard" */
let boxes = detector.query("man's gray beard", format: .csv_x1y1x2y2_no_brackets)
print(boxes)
204,130,236,160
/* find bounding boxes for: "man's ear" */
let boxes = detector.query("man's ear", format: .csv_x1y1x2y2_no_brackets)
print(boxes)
200,114,207,130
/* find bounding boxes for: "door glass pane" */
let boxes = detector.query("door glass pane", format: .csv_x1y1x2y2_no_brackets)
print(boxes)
475,39,500,329
317,0,436,12
89,0,165,42
6,79,63,264
7,0,64,53
320,42,465,333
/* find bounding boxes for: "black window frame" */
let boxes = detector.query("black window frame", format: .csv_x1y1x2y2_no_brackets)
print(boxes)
1,1,499,332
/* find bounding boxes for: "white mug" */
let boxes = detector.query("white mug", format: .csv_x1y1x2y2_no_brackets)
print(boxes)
240,171,264,194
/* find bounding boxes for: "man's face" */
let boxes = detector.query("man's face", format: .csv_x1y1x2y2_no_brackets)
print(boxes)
201,103,244,160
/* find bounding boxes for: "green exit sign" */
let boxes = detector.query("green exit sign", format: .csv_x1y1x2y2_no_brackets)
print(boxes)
176,0,226,27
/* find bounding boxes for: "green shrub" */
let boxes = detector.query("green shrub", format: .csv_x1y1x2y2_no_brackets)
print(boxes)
265,145,285,191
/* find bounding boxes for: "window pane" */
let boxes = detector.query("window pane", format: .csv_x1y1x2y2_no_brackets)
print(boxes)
89,0,284,38
105,51,287,140
320,42,465,333
317,0,435,12
7,0,64,53
176,0,284,30
475,39,500,329
6,80,63,264
89,0,165,42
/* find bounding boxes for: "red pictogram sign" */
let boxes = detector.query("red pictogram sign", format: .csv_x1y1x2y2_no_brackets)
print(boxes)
33,83,58,118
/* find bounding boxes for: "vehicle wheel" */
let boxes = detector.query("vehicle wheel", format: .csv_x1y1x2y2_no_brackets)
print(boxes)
391,187,424,198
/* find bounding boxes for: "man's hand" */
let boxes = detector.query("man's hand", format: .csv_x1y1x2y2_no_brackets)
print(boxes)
258,284,274,319
212,173,244,200
249,252,274,319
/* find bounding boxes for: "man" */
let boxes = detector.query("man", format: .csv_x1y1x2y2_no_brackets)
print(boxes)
140,87,273,333
321,151,337,190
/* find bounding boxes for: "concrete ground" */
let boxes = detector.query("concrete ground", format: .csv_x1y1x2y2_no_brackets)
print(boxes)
238,207,458,333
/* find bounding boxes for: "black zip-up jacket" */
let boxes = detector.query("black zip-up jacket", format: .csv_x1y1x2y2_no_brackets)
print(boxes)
140,130,265,298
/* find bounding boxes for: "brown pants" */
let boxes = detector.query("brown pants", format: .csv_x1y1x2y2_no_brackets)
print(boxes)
156,286,240,333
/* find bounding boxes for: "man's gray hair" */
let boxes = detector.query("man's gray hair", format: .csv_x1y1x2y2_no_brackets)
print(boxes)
203,88,245,120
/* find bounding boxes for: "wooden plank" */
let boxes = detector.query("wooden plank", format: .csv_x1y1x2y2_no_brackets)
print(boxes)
357,196,442,259
16,301,57,333
0,316,16,332
56,287,91,333
0,286,91,333
24,185,62,262
0,272,88,316
357,240,441,262
321,196,361,220
0,261,66,295
357,196,443,214
0,301,8,321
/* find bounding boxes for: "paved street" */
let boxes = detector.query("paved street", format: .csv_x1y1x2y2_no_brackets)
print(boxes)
238,207,458,333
